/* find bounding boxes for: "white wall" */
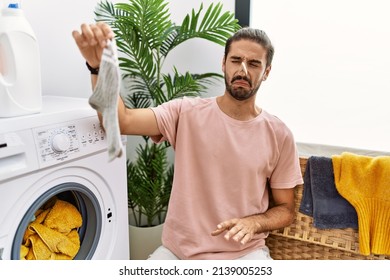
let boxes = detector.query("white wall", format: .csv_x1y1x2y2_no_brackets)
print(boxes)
16,0,234,99
19,0,101,97
251,0,390,153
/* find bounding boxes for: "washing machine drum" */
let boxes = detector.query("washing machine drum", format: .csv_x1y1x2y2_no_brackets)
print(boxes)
12,182,101,260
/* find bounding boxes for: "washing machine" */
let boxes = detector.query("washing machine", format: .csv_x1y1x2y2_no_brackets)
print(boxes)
0,95,129,260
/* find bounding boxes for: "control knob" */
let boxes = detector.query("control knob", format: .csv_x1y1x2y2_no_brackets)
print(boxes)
51,133,70,153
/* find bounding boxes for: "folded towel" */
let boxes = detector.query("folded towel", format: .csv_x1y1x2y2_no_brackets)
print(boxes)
332,152,390,256
299,156,358,229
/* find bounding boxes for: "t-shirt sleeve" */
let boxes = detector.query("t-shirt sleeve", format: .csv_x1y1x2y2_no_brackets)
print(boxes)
149,98,183,148
270,128,304,189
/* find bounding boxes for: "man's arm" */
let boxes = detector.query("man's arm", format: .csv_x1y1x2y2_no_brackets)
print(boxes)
72,22,161,137
211,187,296,245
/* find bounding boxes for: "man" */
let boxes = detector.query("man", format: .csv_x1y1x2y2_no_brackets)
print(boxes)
72,22,303,260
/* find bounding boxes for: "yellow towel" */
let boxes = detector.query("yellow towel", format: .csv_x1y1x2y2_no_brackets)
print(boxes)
20,245,29,260
43,199,82,234
23,208,51,242
25,233,52,260
332,152,390,255
21,199,82,260
29,224,80,259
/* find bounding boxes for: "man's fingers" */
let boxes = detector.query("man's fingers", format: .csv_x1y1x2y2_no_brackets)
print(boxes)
225,225,243,240
210,227,225,236
72,30,88,48
211,219,237,236
97,21,115,39
211,217,256,244
72,23,116,68
240,232,252,245
90,23,110,48
232,229,245,241
74,23,112,48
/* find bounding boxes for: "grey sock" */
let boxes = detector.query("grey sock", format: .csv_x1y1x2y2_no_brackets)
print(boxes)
89,39,123,161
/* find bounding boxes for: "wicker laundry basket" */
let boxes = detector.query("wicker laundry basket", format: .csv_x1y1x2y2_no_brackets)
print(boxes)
266,157,390,260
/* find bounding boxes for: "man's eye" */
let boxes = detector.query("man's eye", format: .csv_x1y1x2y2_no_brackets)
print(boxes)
250,62,261,67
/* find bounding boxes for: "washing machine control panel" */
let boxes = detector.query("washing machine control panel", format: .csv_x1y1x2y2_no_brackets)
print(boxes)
34,116,108,167
36,125,80,161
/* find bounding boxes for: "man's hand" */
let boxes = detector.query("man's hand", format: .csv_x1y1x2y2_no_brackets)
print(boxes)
71,22,115,68
211,188,296,245
211,216,261,245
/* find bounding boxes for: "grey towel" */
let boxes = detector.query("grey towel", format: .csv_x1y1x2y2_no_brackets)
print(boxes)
299,156,358,229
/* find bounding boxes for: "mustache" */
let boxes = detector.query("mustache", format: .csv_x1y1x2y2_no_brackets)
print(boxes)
231,75,252,87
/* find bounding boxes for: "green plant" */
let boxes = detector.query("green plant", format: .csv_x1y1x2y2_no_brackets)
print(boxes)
95,0,240,227
126,142,173,226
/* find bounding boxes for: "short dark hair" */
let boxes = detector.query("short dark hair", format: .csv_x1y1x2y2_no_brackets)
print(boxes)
224,27,274,67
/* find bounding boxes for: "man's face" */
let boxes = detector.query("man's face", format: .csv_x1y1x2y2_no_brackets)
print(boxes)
223,40,271,101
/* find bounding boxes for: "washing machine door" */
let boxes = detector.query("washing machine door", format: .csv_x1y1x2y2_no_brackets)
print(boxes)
12,182,101,260
1,164,128,260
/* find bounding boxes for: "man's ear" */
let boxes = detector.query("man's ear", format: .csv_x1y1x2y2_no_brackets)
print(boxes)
263,65,272,81
222,56,226,72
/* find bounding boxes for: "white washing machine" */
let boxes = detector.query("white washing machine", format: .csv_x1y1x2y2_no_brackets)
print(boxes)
0,95,129,260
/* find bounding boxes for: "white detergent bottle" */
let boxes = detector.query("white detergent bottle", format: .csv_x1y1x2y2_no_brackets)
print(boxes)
0,1,42,117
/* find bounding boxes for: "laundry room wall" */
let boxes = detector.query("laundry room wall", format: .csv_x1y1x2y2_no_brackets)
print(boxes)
16,0,100,98
18,0,234,99
251,0,390,153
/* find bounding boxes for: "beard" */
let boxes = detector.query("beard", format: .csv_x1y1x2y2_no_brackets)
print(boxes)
225,74,261,101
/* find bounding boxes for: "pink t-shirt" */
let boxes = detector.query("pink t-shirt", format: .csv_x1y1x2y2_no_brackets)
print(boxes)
151,97,303,259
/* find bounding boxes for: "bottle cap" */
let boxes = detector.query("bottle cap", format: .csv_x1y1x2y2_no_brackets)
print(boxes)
8,3,20,9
